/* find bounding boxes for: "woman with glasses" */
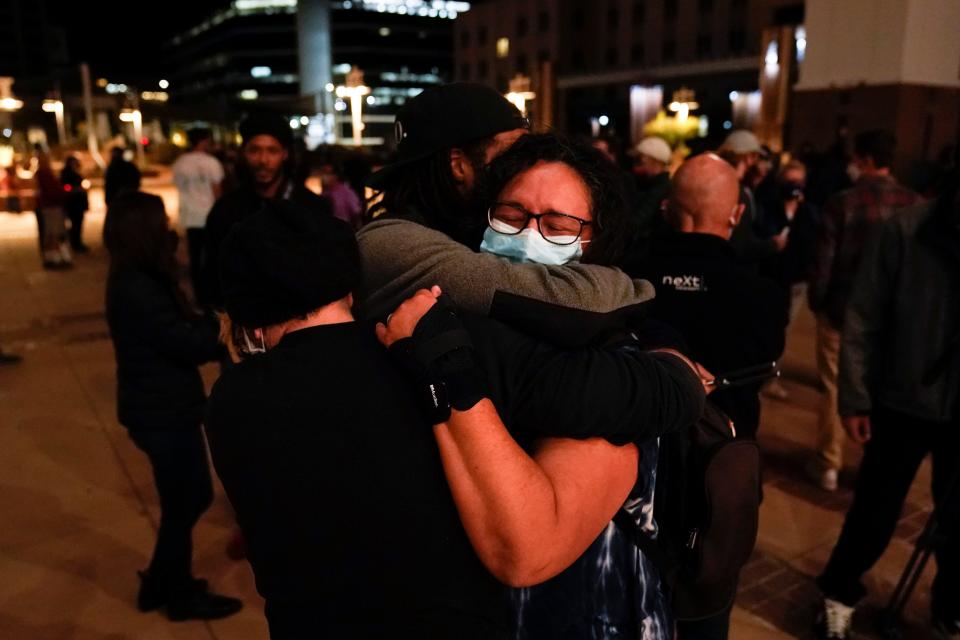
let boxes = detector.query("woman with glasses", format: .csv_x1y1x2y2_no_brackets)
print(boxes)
380,133,691,639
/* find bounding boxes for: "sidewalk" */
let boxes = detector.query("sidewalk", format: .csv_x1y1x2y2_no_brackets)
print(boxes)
0,186,938,639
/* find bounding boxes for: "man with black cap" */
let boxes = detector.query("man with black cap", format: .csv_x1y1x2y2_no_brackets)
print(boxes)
206,199,703,638
198,113,330,307
359,82,650,319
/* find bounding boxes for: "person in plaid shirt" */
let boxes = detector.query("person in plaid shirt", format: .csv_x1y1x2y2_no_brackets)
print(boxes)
807,130,920,491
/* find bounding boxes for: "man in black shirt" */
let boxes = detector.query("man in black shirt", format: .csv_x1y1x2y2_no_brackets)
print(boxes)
636,153,787,639
198,114,330,307
207,200,703,638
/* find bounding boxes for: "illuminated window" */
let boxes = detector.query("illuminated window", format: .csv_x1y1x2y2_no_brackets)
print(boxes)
496,37,510,58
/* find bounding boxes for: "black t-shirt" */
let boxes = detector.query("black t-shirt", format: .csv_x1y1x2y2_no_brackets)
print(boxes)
638,232,788,437
205,321,507,639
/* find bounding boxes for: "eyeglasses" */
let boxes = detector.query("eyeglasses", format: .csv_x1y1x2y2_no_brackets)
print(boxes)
487,202,592,246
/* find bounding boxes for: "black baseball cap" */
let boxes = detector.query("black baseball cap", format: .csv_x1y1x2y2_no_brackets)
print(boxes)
367,82,529,190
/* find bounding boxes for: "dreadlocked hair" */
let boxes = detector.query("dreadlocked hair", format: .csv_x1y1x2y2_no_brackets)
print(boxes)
481,132,632,267
366,138,491,248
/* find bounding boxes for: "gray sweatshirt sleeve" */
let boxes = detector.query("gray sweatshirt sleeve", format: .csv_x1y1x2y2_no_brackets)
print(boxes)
838,216,902,416
357,218,655,320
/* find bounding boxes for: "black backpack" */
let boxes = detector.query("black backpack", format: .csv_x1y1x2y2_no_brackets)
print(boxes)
617,400,761,621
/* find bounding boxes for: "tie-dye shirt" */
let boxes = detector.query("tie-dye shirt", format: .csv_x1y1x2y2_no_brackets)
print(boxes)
510,437,671,639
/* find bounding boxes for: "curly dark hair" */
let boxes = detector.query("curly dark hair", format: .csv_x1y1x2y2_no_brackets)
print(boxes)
481,132,631,267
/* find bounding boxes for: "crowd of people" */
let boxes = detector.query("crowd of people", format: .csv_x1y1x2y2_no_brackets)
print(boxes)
69,82,959,640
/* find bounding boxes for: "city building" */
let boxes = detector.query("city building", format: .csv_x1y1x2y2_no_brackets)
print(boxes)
791,0,960,179
166,0,470,145
453,0,805,148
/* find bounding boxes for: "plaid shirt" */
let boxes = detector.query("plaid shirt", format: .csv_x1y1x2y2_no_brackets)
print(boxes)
809,175,920,328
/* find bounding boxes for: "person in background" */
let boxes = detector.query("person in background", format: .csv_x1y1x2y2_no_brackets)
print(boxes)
807,129,920,492
103,191,242,622
60,156,90,254
636,152,787,639
199,114,331,309
757,160,819,400
621,136,673,272
815,173,959,640
35,152,72,269
319,160,363,230
172,128,224,300
104,147,142,208
718,130,786,265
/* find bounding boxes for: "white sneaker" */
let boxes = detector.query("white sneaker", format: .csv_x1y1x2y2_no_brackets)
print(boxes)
819,597,854,639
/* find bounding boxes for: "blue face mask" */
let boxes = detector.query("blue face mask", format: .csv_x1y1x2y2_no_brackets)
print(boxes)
479,225,584,266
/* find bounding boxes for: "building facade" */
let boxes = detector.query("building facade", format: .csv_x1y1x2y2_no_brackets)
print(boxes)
166,0,468,144
454,0,804,147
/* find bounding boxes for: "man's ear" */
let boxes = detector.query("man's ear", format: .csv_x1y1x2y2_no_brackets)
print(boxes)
449,148,473,185
729,203,745,228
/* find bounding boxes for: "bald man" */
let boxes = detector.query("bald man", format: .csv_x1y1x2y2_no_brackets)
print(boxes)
637,154,787,640
637,153,787,440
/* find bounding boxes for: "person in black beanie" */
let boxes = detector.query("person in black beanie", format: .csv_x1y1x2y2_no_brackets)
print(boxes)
205,199,511,638
198,113,331,308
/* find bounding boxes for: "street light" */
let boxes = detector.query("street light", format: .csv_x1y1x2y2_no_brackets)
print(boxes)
335,66,370,146
668,87,700,123
42,97,67,146
119,105,145,168
505,73,535,117
0,77,23,112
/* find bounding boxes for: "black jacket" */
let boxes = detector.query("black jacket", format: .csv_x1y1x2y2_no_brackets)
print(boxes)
106,269,222,430
839,199,960,422
638,232,788,437
200,180,332,307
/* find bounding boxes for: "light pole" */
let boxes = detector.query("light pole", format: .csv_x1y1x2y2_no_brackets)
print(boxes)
335,66,370,146
0,77,24,113
119,102,144,168
42,96,67,146
505,73,536,117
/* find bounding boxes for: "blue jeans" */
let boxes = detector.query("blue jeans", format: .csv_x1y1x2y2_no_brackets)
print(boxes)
129,425,213,587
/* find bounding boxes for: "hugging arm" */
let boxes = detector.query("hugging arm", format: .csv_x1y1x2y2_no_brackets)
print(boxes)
377,289,638,586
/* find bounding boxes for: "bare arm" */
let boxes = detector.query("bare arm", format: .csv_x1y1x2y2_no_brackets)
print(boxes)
377,288,639,586
434,403,638,587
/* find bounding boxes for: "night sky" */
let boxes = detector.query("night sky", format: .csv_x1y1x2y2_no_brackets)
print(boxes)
45,0,229,75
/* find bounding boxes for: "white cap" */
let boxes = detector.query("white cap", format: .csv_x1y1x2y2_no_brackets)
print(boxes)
721,130,762,155
634,136,672,165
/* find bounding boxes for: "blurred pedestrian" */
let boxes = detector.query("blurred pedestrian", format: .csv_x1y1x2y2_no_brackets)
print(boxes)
757,160,819,400
622,136,673,272
61,156,90,253
815,173,960,640
35,153,72,269
104,147,141,208
636,152,788,640
319,160,362,229
103,191,242,621
718,131,786,264
807,130,920,491
172,128,224,299
199,114,330,308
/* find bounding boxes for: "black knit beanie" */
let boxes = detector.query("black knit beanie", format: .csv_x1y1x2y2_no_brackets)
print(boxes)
219,200,360,328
